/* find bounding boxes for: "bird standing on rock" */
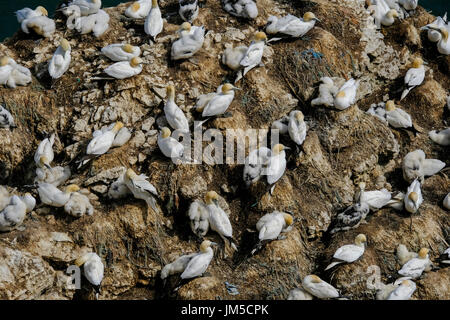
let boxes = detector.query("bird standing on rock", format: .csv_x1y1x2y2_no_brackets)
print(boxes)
325,234,367,270
400,57,425,100
49,39,71,80
145,0,163,41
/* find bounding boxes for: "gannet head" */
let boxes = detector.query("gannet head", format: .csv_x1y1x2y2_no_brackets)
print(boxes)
161,127,171,139
294,111,304,121
418,248,429,259
130,57,143,68
65,184,80,193
303,12,319,22
355,234,367,245
39,156,51,168
284,213,294,226
438,27,449,40
387,9,399,19
180,22,191,33
385,100,396,111
93,0,100,3
36,6,48,16
0,56,9,66
221,83,240,94
336,91,346,98
358,181,366,190
152,0,158,8
412,57,423,68
200,240,216,252
126,168,137,179
408,191,418,202
272,143,285,155
122,44,134,53
131,2,140,12
112,121,124,133
205,191,219,205
60,38,70,51
310,275,322,283
254,31,267,42
166,85,175,100
401,280,411,286
75,253,90,267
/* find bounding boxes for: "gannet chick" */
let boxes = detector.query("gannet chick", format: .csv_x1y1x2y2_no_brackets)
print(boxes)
112,127,132,147
334,78,360,110
288,110,307,146
386,192,405,210
329,202,370,234
402,149,445,183
428,26,450,55
64,192,94,217
302,275,340,299
125,0,151,19
38,183,80,207
311,77,339,107
222,0,258,19
0,194,36,232
404,179,422,214
384,100,412,128
366,102,387,122
108,173,131,199
0,186,10,211
68,0,102,16
76,9,110,37
271,115,289,134
421,13,448,42
239,32,266,82
0,57,13,86
443,193,450,210
87,122,123,156
243,146,272,186
180,240,216,279
164,85,189,132
194,85,223,112
179,0,199,23
101,44,141,62
400,57,425,100
251,211,294,255
34,134,55,169
266,12,319,41
144,0,163,40
287,287,314,300
1,57,32,89
35,165,71,187
438,247,450,265
387,279,416,300
104,57,143,79
49,39,71,80
161,252,198,279
369,0,398,28
325,234,367,270
60,5,81,30
222,45,248,73
397,244,418,266
428,128,450,146
16,6,48,23
157,127,185,160
0,105,16,129
202,83,239,117
359,182,392,211
398,248,431,278
21,15,56,38
266,144,288,185
188,199,209,238
123,168,158,212
171,22,205,60
75,252,104,296
205,191,238,253
398,0,417,11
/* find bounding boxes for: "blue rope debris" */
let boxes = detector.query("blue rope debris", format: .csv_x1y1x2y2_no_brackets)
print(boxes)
294,48,324,60
224,281,240,295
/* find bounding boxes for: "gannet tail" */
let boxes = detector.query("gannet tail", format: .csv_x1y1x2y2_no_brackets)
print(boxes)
325,261,343,271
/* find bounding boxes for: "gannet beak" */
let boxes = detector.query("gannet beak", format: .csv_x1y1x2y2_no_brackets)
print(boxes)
283,146,291,150
422,61,428,65
314,18,321,22
210,242,218,246
45,164,52,169
232,86,241,91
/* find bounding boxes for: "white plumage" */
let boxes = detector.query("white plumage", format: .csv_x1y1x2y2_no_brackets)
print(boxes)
400,58,425,100
0,194,35,232
34,134,55,169
222,0,258,19
311,77,340,107
404,179,423,214
202,83,238,117
396,244,418,266
1,57,32,89
387,279,416,300
108,173,132,199
398,0,417,11
243,146,271,186
164,85,189,132
271,115,289,134
161,252,198,279
266,13,318,41
38,183,80,207
0,58,13,86
0,186,10,212
333,78,360,110
64,192,94,217
398,248,431,278
123,168,158,212
266,144,287,185
422,13,448,43
101,44,141,62
68,0,102,16
239,32,266,81
188,200,210,238
125,0,151,19
87,122,123,155
144,0,163,40
288,110,307,145
302,275,340,299
402,149,445,183
359,183,392,211
179,0,199,23
325,234,366,270
65,8,110,37
384,101,412,128
428,128,450,146
180,240,215,279
157,127,185,159
0,105,15,129
222,46,248,71
287,288,314,300
16,6,48,23
75,252,104,291
369,0,398,28
112,127,132,147
444,193,450,210
171,23,205,60
49,39,71,79
21,15,56,38
35,166,71,187
104,57,143,79
194,85,223,112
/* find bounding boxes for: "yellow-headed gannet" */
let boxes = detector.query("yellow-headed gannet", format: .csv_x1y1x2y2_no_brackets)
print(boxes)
243,146,272,186
202,83,240,117
399,0,417,11
398,248,431,278
158,127,185,160
385,100,412,128
16,6,48,23
238,32,266,82
87,122,123,155
49,39,71,80
443,193,450,210
179,0,199,23
0,105,16,130
112,127,132,147
0,57,13,86
427,26,450,55
125,0,151,19
104,57,143,79
369,0,398,28
376,277,412,300
358,182,392,211
266,12,319,42
164,85,189,132
144,0,163,41
404,178,422,214
70,9,110,37
325,234,367,270
400,57,425,100
271,115,290,134
68,0,102,16
266,144,288,185
180,240,216,279
188,199,209,238
428,128,450,146
387,279,416,300
397,244,418,266
287,287,314,300
251,211,294,254
302,275,340,299
0,194,35,232
123,168,158,212
38,183,80,207
0,186,10,211
402,149,445,183
75,252,104,296
101,44,141,62
311,77,340,107
108,173,132,199
1,56,32,88
288,110,307,146
64,192,94,217
161,252,198,279
194,85,223,112
34,133,55,169
222,0,258,19
35,165,71,187
171,22,205,60
21,15,56,38
334,78,360,110
421,13,448,42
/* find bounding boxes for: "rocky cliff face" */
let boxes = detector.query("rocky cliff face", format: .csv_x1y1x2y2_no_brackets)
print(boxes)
0,0,449,300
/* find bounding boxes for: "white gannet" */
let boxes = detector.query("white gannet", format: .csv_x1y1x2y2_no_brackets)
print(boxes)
0,194,35,232
404,179,422,214
386,192,405,210
400,57,425,100
266,144,288,185
0,105,16,129
251,211,294,254
0,186,10,211
334,78,360,110
271,115,289,134
397,244,418,266
1,57,32,89
398,0,418,11
402,149,445,183
87,122,123,156
0,57,13,86
325,234,367,270
16,6,48,23
161,252,198,279
387,279,416,300
144,0,163,40
428,128,450,146
205,191,238,252
38,183,80,207
287,288,314,300
108,173,132,199
179,0,199,23
384,100,412,128
358,182,392,211
164,85,189,132
222,45,248,77
329,202,370,234
125,0,151,19
194,85,223,112
202,83,239,117
428,26,450,55
398,248,431,278
101,44,141,62
243,146,272,186
112,127,132,147
311,77,340,107
104,57,143,79
68,0,102,16
443,193,450,210
266,12,319,42
375,276,409,300
367,102,387,123
421,13,448,42
35,165,71,187
238,32,266,82
34,134,55,169
180,240,216,279
73,9,110,37
75,252,104,295
221,0,258,19
171,22,205,60
21,15,56,38
123,168,158,212
302,275,340,299
157,127,185,160
49,39,71,80
369,0,398,28
288,110,307,146
188,199,209,238
64,192,94,217
60,5,81,30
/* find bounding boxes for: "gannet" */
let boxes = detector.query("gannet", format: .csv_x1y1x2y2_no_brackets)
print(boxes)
87,122,123,156
188,199,209,238
266,12,319,42
16,6,48,23
243,146,272,186
367,102,387,122
302,275,340,299
428,26,450,55
164,85,189,132
398,248,431,278
75,252,104,295
123,168,158,212
384,100,412,128
238,32,266,82
112,127,132,147
329,202,370,234
311,77,340,107
101,44,141,62
358,182,392,211
1,57,32,89
179,0,199,23
38,183,80,207
161,252,198,279
0,194,35,232
68,0,102,16
68,8,110,37
287,288,314,300
34,134,55,169
376,277,412,300
400,58,425,100
125,0,151,19
0,57,13,86
404,179,422,214
171,22,205,60
266,144,288,185
428,128,450,146
398,0,417,11
251,211,294,254
158,127,185,160
0,186,10,211
35,165,71,187
60,5,81,29
180,240,216,279
104,57,143,79
49,39,71,80
202,83,239,117
386,192,405,210
221,0,258,19
443,193,450,210
21,15,56,38
0,105,16,129
271,115,289,134
221,45,248,77
325,234,367,270
194,85,223,112
288,110,307,146
205,191,238,252
64,192,94,217
421,13,448,42
397,244,418,266
108,174,132,199
144,0,163,40
438,247,450,265
402,149,445,183
370,0,399,28
387,279,416,300
334,78,360,110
